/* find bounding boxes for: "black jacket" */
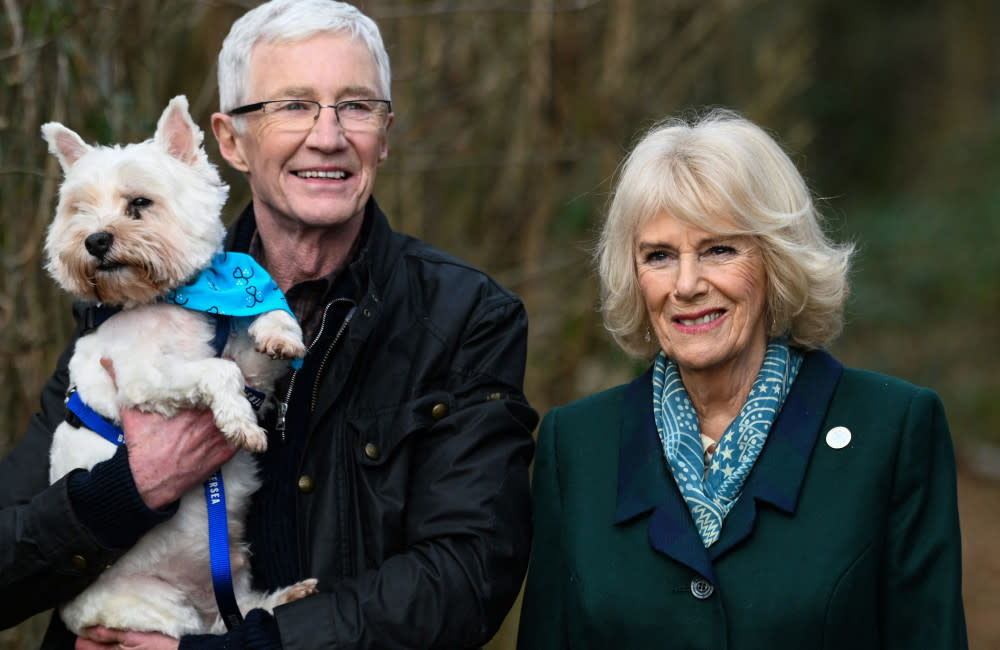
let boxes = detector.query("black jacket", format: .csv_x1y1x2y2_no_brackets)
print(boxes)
0,198,538,649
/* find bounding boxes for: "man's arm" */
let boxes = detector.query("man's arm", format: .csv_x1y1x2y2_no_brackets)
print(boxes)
0,305,236,631
276,297,538,649
0,330,118,628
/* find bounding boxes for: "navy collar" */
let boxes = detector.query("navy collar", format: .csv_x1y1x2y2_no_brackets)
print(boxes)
614,349,844,582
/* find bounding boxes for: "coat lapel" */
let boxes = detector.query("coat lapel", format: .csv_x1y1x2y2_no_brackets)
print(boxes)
614,366,717,582
710,349,843,558
615,350,844,580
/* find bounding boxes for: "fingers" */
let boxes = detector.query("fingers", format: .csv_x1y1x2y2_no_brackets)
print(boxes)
77,626,179,650
76,626,118,649
100,357,118,389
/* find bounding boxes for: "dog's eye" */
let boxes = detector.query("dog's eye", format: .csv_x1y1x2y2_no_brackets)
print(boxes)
128,197,152,219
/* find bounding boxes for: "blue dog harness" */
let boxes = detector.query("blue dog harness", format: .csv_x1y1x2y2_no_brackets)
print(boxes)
65,251,300,631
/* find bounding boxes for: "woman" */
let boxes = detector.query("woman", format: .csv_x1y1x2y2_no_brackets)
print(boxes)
517,109,967,649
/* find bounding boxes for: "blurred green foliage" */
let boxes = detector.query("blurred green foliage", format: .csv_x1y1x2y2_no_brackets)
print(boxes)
2,0,998,648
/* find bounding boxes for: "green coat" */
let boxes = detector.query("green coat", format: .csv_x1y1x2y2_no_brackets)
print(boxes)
518,350,967,649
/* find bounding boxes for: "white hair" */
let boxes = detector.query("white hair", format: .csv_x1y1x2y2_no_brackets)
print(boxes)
217,0,392,112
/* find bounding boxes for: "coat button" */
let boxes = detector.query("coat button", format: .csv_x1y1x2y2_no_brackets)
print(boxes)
431,403,449,420
71,554,88,570
297,475,314,494
364,442,381,460
690,577,714,599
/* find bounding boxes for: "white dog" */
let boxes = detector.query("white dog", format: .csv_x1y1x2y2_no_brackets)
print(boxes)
42,95,317,637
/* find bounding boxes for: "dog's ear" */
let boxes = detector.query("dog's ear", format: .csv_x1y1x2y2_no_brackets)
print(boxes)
155,95,206,166
41,123,92,173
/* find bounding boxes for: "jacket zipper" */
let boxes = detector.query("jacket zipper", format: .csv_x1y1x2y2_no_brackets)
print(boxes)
276,299,355,440
310,305,356,412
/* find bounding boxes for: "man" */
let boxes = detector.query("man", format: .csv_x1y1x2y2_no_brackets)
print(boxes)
0,1,537,648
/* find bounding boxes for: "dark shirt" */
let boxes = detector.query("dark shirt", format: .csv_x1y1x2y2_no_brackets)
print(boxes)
181,229,362,650
247,228,362,345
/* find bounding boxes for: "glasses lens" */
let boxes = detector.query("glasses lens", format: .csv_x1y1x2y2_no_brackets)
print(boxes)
264,100,320,131
336,100,389,131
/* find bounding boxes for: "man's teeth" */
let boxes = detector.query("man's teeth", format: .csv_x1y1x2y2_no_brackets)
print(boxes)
679,312,722,326
296,170,346,179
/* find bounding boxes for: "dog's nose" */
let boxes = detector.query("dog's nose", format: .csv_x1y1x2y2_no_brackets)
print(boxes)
85,232,113,259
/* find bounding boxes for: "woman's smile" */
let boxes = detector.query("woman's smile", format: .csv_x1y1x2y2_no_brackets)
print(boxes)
635,212,768,383
673,308,728,330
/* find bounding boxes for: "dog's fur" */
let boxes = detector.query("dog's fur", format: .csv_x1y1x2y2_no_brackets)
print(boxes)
42,95,316,637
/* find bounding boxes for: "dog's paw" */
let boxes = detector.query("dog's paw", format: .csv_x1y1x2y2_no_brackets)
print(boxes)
279,578,319,605
225,422,268,453
255,333,307,361
246,577,319,614
248,311,306,360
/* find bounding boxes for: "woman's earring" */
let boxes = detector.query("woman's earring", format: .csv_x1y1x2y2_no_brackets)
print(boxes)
644,327,652,343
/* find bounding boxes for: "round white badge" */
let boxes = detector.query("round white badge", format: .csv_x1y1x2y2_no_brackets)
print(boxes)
825,426,852,449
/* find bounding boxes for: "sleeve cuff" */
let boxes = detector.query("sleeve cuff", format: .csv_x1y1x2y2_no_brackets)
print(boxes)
67,445,177,549
179,609,282,650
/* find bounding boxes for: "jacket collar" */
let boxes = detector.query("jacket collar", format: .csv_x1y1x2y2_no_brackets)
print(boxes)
225,196,399,300
226,197,405,428
614,349,843,582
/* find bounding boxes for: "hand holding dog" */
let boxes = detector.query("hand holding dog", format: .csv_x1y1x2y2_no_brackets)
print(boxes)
122,406,236,511
76,625,178,650
102,358,236,511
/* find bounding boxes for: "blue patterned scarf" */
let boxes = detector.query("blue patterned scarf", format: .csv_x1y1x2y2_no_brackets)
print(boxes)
652,339,803,547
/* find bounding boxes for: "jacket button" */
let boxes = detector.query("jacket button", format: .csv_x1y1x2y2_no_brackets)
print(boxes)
71,554,88,570
690,577,714,599
431,403,449,420
297,475,314,494
364,442,381,460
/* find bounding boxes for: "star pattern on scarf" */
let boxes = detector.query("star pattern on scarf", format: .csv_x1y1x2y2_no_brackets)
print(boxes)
652,340,803,547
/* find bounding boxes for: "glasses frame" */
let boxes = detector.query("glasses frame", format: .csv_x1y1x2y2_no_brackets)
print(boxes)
227,98,393,131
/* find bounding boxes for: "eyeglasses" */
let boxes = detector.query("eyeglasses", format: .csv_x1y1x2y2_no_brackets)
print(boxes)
227,98,392,132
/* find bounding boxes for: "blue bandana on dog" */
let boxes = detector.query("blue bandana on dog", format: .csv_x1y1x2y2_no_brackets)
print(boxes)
165,251,293,318
163,251,302,368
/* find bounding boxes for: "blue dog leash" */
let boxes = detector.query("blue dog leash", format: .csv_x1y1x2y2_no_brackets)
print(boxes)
203,470,243,631
66,251,300,631
64,393,246,631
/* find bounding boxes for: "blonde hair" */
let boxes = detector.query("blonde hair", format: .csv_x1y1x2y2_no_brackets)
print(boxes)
597,108,854,359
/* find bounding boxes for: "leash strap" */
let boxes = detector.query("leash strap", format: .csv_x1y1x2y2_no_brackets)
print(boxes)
205,470,243,630
64,392,245,630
